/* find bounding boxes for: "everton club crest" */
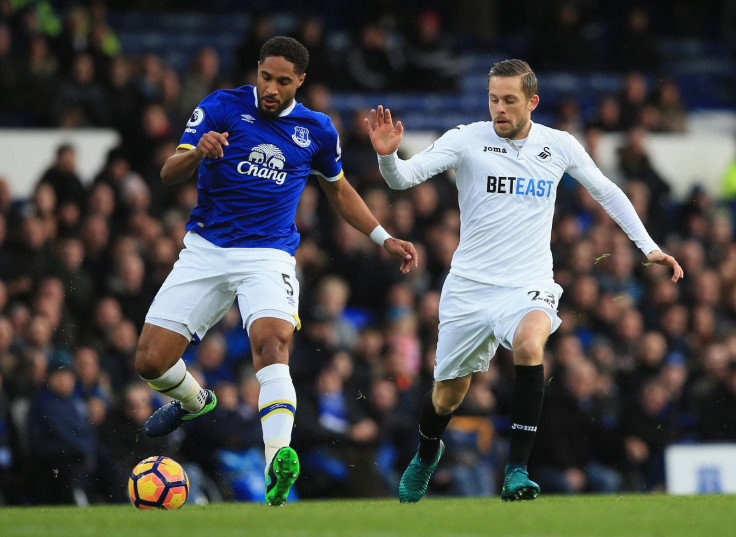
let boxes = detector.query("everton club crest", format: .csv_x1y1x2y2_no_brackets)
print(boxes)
292,126,311,148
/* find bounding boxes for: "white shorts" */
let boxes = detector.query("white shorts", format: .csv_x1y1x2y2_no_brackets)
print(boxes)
434,273,563,381
145,231,300,342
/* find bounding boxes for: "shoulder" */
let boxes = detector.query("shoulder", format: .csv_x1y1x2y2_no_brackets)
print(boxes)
206,86,252,105
531,122,580,153
292,102,335,129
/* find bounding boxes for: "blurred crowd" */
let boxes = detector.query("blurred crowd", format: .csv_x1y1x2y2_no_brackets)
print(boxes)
1,0,736,505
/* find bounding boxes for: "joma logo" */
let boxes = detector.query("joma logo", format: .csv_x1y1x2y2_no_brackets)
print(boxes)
483,146,507,153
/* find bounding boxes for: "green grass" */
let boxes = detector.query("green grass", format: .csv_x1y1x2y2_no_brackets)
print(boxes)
2,495,736,537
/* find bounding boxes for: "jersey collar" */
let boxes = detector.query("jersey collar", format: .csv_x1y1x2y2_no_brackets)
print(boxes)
493,120,536,155
251,86,298,117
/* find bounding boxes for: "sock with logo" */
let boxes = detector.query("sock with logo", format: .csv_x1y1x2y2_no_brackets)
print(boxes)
418,389,452,462
256,363,297,470
508,364,545,466
144,358,207,413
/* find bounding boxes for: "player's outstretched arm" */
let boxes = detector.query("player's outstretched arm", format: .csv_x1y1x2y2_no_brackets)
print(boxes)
160,131,229,185
364,105,404,156
647,249,684,282
318,176,418,274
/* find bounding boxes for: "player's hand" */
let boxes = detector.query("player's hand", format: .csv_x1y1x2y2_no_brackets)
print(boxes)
647,250,684,282
195,131,230,159
364,105,404,156
383,237,418,274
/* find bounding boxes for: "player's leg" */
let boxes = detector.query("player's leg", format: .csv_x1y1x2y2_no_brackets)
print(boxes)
249,317,299,506
137,231,235,437
399,273,492,503
136,322,217,438
399,375,471,503
235,252,301,506
502,309,551,501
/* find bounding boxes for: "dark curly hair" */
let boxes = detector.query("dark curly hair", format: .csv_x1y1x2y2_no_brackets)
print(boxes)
259,36,310,75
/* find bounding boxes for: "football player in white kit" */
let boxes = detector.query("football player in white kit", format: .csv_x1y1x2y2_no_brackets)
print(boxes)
365,59,683,502
135,37,418,506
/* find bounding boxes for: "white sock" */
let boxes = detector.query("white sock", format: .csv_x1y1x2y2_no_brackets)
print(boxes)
256,363,296,470
144,358,206,413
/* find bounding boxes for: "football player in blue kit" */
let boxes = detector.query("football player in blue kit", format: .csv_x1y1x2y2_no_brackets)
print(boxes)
366,59,683,503
135,36,418,506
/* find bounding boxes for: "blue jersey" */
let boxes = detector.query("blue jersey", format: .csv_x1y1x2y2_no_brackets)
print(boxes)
178,85,344,254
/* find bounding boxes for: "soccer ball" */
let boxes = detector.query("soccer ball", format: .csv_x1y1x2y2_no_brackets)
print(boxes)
128,456,189,509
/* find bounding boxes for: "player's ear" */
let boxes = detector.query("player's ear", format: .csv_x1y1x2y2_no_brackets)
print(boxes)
297,72,306,88
529,94,540,112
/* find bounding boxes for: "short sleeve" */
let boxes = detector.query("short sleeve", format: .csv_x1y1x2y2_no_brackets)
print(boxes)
178,92,225,150
309,120,343,182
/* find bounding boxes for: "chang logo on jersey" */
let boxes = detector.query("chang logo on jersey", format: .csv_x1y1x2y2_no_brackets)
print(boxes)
237,143,288,185
487,176,554,197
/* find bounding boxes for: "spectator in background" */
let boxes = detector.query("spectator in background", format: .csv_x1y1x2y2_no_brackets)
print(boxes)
97,381,171,502
612,7,660,72
618,73,649,131
345,22,405,92
621,377,681,491
586,95,624,132
178,46,226,123
52,52,110,127
27,353,98,504
37,144,86,210
104,56,144,143
530,358,623,494
293,362,385,498
616,126,673,230
402,8,460,92
5,215,52,303
649,78,688,133
292,16,333,89
532,2,595,71
13,33,58,126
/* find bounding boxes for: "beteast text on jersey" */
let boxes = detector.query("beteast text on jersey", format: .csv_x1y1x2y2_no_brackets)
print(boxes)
486,176,555,197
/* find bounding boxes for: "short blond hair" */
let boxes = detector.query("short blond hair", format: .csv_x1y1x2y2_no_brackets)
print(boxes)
488,59,538,100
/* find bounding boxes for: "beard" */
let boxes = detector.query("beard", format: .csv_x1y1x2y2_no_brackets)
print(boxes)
492,117,528,140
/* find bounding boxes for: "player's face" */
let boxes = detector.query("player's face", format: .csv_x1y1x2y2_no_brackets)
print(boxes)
488,76,539,140
256,56,306,118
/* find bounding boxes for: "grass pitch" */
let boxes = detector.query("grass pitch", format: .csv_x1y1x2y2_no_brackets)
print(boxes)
2,494,735,537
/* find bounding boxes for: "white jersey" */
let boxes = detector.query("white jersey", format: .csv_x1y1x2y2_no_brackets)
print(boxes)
378,121,659,286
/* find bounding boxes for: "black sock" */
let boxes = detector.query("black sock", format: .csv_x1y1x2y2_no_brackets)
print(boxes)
508,364,545,467
418,390,452,461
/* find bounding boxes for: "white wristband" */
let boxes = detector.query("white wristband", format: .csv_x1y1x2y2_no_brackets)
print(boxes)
369,225,392,246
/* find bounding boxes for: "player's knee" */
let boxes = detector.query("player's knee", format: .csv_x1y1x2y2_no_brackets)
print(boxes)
254,336,290,366
134,340,166,379
513,338,545,365
433,392,462,415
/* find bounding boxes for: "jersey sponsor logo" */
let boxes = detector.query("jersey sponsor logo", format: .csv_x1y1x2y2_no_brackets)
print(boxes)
187,107,205,127
535,146,552,162
291,126,311,147
237,143,287,185
185,128,197,134
483,146,507,153
511,423,537,432
241,114,256,123
486,176,554,197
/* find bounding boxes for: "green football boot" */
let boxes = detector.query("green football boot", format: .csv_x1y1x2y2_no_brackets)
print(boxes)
398,441,445,503
501,464,540,501
265,446,300,506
